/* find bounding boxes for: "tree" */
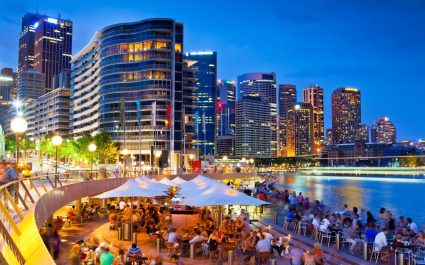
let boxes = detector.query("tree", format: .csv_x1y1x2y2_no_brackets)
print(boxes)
5,135,16,153
93,131,118,164
399,156,424,167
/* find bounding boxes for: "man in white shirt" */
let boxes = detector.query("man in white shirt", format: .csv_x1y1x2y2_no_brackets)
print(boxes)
189,230,204,244
256,237,271,252
119,200,126,210
374,228,389,251
319,214,331,231
407,217,419,235
312,214,321,230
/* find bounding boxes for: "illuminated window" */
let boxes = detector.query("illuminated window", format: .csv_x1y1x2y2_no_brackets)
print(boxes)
143,41,152,50
155,41,167,49
175,43,182,52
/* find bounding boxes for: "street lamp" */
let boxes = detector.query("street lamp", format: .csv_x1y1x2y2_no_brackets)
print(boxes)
122,148,129,177
189,154,194,161
52,135,63,186
88,143,97,177
223,155,228,161
11,116,28,170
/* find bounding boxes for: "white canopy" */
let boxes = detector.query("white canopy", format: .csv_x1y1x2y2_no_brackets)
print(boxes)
159,177,175,186
172,176,187,185
135,176,170,190
178,175,216,196
180,181,270,207
95,178,167,199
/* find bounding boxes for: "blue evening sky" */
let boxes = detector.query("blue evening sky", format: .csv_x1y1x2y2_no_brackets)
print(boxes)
0,0,424,140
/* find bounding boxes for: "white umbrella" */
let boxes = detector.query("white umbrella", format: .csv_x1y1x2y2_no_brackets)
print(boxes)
159,177,175,186
180,181,270,207
96,178,167,199
135,176,170,190
178,175,216,197
172,176,187,185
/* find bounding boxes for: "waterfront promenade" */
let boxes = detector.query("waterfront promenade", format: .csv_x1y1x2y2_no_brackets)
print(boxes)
1,170,423,264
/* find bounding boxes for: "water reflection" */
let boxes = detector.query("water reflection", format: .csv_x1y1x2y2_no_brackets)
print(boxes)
276,173,425,225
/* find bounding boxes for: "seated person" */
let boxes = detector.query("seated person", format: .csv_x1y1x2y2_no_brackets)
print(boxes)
127,243,142,261
67,206,77,222
189,230,205,244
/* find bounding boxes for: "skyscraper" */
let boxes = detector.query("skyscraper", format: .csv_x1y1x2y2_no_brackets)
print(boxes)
33,15,73,91
217,79,236,136
235,95,271,158
71,18,192,171
286,103,314,156
237,72,277,157
357,123,370,142
371,117,396,144
184,51,217,156
278,84,296,156
18,13,44,73
17,70,45,100
332,87,361,144
303,84,324,153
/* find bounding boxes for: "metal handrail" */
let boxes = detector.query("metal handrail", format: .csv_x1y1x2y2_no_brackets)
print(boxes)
0,170,115,265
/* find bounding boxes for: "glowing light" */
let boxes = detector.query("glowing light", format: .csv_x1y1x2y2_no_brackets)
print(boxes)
155,150,162,158
122,149,129,155
189,154,194,160
88,143,97,152
185,51,214,56
52,135,63,146
11,117,28,133
47,18,58,24
223,156,228,161
345,88,359,92
294,104,301,110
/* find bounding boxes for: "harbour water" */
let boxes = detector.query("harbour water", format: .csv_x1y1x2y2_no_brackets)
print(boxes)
275,173,425,226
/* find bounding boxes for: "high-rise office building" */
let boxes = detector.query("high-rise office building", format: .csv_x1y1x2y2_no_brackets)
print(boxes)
184,51,217,156
278,84,296,156
303,84,324,153
18,70,45,100
71,18,193,171
324,129,333,145
18,13,44,73
332,87,361,144
0,68,17,102
235,95,272,158
237,72,277,157
286,103,314,156
216,134,235,157
33,15,73,91
357,123,369,142
371,117,396,144
217,79,236,136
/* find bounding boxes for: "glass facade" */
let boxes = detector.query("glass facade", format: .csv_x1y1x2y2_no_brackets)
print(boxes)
332,87,361,144
217,80,236,136
278,84,296,156
184,51,217,156
303,84,324,153
286,102,314,156
237,72,277,157
71,19,190,170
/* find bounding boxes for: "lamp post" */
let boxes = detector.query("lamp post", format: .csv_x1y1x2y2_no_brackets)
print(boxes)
88,143,97,177
122,148,129,177
10,116,28,170
154,150,162,175
52,135,63,187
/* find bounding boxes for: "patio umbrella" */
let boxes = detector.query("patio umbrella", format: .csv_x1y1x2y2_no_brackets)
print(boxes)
178,175,216,197
159,177,175,186
95,178,167,199
180,181,270,207
135,176,170,190
172,176,187,185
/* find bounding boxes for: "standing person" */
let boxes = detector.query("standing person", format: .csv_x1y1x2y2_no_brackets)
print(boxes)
288,244,304,265
296,192,304,209
100,247,114,265
407,217,419,235
69,244,81,265
51,230,61,260
303,250,316,265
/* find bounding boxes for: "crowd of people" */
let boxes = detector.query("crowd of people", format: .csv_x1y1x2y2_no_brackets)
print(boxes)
263,183,425,263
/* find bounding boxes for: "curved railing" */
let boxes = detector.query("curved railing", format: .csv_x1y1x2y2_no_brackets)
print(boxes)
0,170,123,265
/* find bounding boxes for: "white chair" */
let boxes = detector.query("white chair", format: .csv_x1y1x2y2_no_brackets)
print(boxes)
370,243,381,264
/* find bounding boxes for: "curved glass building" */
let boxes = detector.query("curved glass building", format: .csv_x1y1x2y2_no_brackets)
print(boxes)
71,19,193,170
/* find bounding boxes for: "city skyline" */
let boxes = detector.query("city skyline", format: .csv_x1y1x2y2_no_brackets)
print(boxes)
0,0,424,140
